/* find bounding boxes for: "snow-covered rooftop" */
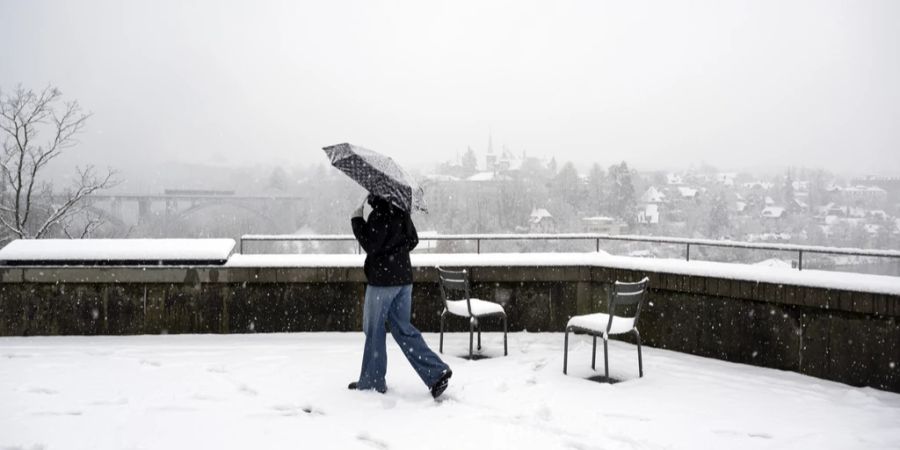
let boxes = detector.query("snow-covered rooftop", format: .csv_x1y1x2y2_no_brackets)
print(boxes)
677,187,698,198
640,186,666,203
1,333,897,449
529,208,553,223
761,206,785,218
467,171,511,182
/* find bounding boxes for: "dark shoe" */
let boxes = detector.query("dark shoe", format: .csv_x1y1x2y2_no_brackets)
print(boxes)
430,369,452,399
348,381,387,394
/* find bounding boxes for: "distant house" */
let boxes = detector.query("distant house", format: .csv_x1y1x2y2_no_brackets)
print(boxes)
640,187,666,204
467,171,511,182
666,173,684,185
820,202,847,217
863,224,881,236
501,148,525,172
582,216,626,234
636,204,660,225
677,187,699,199
833,185,887,207
746,232,791,242
529,208,556,233
423,173,460,182
715,173,737,186
743,181,775,190
792,180,809,192
869,210,889,221
788,198,809,213
848,207,867,218
761,206,785,219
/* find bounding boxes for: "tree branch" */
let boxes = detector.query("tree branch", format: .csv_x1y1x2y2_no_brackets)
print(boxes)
34,167,116,239
0,85,106,239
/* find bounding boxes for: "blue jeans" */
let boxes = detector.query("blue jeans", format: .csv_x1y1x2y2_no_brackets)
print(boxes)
356,284,449,392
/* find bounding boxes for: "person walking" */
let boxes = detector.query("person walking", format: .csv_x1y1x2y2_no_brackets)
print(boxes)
347,194,452,398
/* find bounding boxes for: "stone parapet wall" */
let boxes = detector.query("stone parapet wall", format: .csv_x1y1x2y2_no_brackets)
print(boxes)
0,264,897,392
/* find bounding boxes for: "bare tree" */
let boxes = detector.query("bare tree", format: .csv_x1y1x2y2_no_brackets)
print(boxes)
0,85,116,239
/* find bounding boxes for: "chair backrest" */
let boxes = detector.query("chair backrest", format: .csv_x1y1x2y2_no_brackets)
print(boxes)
606,277,650,333
437,266,473,316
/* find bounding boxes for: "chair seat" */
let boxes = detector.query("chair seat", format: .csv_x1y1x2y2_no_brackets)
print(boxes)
446,298,505,317
567,313,635,335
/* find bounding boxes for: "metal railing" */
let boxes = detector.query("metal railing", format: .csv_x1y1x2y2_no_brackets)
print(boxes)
239,233,900,271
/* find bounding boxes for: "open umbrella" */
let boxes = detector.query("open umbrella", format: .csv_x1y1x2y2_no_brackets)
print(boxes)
322,143,427,213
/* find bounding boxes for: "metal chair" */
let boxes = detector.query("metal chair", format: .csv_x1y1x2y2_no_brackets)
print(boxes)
563,277,649,378
437,266,508,358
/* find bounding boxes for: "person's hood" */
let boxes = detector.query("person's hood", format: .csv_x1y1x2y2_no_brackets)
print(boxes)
367,194,393,211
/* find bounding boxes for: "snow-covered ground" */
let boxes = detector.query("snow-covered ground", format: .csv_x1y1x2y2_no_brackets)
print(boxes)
2,333,899,450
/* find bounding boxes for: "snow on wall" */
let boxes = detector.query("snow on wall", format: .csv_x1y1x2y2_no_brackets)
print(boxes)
0,239,236,262
227,252,900,297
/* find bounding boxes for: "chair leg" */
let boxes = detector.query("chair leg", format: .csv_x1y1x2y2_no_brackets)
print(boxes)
603,337,609,379
469,318,475,359
563,327,569,374
502,314,508,356
591,336,597,370
439,312,445,354
635,329,643,377
477,322,482,351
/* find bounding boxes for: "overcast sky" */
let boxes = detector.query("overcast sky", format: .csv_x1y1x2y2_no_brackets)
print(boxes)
1,0,898,178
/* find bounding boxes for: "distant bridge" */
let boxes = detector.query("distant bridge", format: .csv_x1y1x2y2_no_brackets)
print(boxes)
81,190,306,228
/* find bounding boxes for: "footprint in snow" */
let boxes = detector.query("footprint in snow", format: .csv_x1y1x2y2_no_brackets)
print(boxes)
26,387,58,395
566,441,605,450
601,413,650,422
713,429,774,439
271,404,324,416
237,383,258,396
748,432,773,439
356,433,389,449
536,405,552,421
89,398,129,406
139,359,162,367
30,410,83,417
190,393,221,402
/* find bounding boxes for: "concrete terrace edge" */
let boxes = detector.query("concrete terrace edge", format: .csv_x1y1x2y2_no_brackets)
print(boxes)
2,260,898,317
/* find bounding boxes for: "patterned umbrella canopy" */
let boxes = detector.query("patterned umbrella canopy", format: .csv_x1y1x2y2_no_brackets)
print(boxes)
322,143,427,213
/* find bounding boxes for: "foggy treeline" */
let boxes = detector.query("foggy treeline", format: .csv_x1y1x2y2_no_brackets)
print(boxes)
49,154,899,269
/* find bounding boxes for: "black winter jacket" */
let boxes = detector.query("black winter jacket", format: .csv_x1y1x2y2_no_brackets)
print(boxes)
351,196,419,286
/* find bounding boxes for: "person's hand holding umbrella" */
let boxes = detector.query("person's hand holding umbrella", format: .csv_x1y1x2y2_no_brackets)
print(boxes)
350,197,366,219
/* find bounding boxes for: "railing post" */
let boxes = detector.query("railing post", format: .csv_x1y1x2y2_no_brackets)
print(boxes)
596,238,600,253
239,238,243,254
686,243,691,261
477,239,481,254
798,250,803,271
357,243,361,255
